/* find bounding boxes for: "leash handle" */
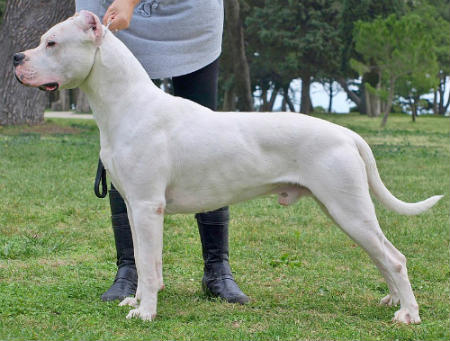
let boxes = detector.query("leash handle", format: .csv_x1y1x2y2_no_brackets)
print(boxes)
94,158,108,198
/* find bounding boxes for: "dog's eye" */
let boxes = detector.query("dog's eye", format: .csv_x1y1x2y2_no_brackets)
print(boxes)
46,41,56,48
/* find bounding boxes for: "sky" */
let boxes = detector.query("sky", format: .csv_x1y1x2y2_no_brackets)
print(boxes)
295,79,352,113
267,79,353,113
269,78,450,114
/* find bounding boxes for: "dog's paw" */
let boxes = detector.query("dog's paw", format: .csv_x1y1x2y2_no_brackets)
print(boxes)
126,307,156,321
393,308,421,324
119,297,139,308
380,294,400,306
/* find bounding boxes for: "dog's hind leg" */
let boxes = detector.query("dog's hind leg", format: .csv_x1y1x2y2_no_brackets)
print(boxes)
313,197,401,309
308,152,420,324
377,237,404,307
319,191,419,323
124,200,165,321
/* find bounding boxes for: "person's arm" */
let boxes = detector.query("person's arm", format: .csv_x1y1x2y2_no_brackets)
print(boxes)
102,0,140,31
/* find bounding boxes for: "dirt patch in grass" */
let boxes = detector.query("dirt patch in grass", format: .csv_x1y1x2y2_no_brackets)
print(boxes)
0,122,83,136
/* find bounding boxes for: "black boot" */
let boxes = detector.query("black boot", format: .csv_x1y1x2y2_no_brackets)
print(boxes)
196,207,249,304
101,184,138,301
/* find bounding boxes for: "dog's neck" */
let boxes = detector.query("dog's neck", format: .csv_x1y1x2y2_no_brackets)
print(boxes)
79,30,162,140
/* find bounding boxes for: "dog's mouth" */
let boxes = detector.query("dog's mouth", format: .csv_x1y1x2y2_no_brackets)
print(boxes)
38,82,59,92
14,71,59,92
14,73,24,85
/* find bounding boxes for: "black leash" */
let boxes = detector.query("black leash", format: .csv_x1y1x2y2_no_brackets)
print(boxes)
94,158,107,198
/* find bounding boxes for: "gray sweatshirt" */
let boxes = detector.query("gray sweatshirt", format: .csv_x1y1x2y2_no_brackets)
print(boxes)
75,0,223,79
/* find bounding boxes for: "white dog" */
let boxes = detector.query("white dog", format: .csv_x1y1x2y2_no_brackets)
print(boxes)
14,11,442,324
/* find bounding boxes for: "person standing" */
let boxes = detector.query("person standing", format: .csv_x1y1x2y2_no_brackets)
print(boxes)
75,0,249,304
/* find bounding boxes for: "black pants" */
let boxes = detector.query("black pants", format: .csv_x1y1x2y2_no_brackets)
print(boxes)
171,58,219,110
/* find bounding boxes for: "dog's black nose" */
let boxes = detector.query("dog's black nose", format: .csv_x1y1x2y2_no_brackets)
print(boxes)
13,53,25,67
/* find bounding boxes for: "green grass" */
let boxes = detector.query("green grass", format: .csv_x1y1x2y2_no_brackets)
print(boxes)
0,113,448,340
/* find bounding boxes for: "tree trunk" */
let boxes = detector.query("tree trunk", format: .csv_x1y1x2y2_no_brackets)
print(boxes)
281,96,286,111
260,88,267,112
410,97,417,122
373,80,381,117
300,76,312,114
50,89,71,111
75,89,91,113
338,77,362,113
380,110,389,127
259,84,280,112
433,86,438,115
442,75,450,115
380,100,386,117
286,93,295,112
364,87,372,117
438,74,445,115
365,87,383,118
224,0,253,111
283,86,295,112
0,0,74,125
380,78,396,127
268,86,278,111
327,80,333,113
445,89,450,115
371,94,380,117
222,83,236,111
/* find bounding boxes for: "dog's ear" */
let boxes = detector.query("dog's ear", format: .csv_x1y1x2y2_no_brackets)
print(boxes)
78,10,103,46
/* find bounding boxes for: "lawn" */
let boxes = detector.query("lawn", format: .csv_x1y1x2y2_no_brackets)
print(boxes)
0,113,448,340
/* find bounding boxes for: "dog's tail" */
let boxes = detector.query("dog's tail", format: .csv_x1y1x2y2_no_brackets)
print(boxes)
352,133,443,215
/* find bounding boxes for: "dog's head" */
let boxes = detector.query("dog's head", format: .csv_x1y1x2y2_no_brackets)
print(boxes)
13,10,104,91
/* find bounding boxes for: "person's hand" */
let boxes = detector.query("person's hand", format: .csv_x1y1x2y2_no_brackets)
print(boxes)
103,0,140,31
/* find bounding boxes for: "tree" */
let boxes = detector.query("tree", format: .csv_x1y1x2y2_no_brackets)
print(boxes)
352,12,440,126
337,0,405,114
0,0,6,22
0,0,74,125
74,89,91,113
396,66,438,121
432,1,450,115
246,0,342,114
223,0,253,111
319,78,342,113
49,90,72,111
397,3,448,119
435,70,450,115
403,0,450,116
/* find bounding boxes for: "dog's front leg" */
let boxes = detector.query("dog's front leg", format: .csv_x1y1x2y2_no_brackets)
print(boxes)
124,200,165,321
